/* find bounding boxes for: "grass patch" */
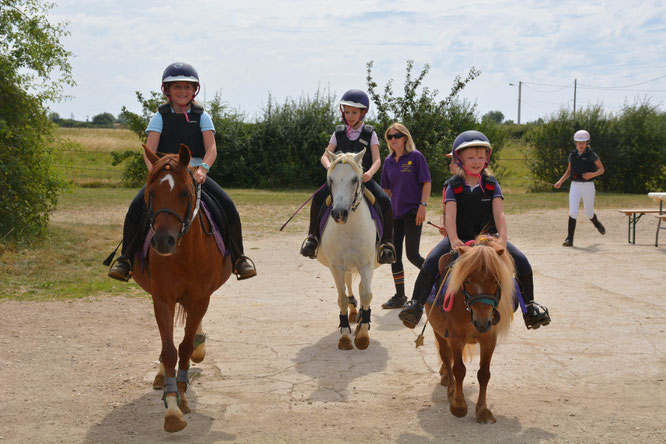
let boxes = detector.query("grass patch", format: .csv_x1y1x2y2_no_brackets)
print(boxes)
1,187,652,301
52,127,143,188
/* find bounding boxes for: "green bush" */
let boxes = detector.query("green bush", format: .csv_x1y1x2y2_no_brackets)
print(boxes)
1,0,73,244
525,103,666,193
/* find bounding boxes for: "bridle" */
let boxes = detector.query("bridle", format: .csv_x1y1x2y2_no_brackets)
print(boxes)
327,158,363,214
147,166,201,244
461,280,502,311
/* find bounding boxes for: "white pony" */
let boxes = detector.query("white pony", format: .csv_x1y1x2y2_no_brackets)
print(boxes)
317,149,380,350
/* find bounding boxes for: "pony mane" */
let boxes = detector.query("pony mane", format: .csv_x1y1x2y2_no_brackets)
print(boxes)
447,237,516,335
328,152,363,177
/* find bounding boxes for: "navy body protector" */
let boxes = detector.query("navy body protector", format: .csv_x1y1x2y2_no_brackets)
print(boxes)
570,148,597,182
449,174,498,240
156,103,206,159
334,124,375,173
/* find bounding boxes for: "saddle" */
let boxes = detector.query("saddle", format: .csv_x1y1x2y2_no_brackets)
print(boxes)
318,188,384,241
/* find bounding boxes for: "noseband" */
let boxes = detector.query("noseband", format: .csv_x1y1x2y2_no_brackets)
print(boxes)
147,167,201,243
461,281,502,310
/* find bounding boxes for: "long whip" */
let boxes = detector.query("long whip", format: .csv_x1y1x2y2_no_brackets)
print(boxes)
279,183,326,231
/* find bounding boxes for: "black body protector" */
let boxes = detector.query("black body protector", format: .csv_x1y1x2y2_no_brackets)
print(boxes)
569,148,598,182
449,174,498,240
156,103,206,158
334,124,375,173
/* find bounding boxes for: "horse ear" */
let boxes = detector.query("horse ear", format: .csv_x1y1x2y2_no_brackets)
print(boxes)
458,245,470,256
353,148,366,166
143,145,160,166
325,150,337,163
493,245,506,256
179,144,192,166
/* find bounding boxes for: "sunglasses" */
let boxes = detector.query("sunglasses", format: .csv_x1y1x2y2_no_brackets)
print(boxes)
387,133,405,140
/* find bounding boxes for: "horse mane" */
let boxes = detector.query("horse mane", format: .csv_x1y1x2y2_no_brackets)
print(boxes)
328,152,363,177
446,236,516,336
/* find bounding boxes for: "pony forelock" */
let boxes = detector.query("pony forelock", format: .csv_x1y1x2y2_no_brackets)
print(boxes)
328,152,363,178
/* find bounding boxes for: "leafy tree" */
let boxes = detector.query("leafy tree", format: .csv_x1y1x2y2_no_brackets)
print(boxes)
91,112,115,127
482,110,504,124
366,60,507,191
1,0,74,243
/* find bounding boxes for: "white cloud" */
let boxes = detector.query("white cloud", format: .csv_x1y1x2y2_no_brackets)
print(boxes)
47,0,666,123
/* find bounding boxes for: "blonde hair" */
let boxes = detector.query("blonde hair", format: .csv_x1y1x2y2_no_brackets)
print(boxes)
384,123,416,154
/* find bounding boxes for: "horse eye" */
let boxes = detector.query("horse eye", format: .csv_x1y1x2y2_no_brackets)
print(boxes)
351,177,358,184
180,189,188,198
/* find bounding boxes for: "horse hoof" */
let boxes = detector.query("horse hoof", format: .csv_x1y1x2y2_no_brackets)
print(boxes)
354,335,369,350
451,404,468,418
179,399,191,414
476,408,496,424
338,337,353,350
164,411,187,433
191,343,206,363
439,375,449,386
153,373,165,390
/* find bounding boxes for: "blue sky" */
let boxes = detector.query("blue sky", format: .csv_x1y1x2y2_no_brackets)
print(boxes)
47,0,666,123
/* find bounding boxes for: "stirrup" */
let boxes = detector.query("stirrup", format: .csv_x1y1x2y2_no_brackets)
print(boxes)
234,256,257,280
377,242,397,264
523,302,551,329
107,257,132,282
300,235,318,259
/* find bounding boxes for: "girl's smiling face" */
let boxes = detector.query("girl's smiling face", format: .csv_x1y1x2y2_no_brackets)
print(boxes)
459,147,488,175
166,82,196,109
575,141,588,152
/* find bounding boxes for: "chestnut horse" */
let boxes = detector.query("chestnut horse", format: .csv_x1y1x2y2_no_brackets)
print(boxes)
132,145,232,433
426,235,515,423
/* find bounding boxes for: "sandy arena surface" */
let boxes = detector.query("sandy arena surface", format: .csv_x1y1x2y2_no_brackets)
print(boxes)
1,208,665,443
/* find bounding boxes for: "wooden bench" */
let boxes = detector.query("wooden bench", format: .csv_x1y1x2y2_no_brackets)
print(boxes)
618,209,663,244
655,214,666,247
649,193,666,247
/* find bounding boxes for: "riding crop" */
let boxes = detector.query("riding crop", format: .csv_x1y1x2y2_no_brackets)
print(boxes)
279,183,327,231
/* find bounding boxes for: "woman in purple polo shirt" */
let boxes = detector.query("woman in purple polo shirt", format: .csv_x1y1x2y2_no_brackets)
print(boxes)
380,123,432,309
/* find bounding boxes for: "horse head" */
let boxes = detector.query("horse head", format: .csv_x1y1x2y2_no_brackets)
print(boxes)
446,236,515,334
325,149,365,224
143,144,199,255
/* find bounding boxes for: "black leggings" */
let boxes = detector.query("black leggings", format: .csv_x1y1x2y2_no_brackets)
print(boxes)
121,176,244,261
308,179,393,243
392,209,425,274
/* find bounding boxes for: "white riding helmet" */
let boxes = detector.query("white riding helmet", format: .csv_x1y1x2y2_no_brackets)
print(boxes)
573,130,590,142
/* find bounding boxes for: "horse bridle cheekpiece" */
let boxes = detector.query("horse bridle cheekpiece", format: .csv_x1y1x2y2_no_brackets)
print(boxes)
148,165,201,244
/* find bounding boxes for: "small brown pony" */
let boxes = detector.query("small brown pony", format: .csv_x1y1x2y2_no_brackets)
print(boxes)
132,144,232,433
426,235,515,424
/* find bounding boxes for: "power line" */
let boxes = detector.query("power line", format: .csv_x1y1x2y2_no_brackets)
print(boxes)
578,74,666,89
523,83,573,93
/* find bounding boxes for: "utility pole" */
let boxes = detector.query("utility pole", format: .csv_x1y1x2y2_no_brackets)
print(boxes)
517,81,522,124
573,78,577,122
509,81,522,124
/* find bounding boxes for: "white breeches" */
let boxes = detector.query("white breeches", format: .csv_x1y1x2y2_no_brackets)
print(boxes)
569,181,596,219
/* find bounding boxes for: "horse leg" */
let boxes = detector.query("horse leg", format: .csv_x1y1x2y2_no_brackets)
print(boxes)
449,340,468,418
153,299,187,433
190,321,206,364
345,272,358,323
434,331,453,388
331,268,353,350
476,336,498,424
177,302,209,416
354,265,373,350
153,360,165,389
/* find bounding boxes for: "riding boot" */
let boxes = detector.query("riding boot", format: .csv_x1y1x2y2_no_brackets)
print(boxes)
377,207,396,264
398,268,438,329
108,216,140,282
300,199,321,259
590,214,606,235
228,221,257,280
382,269,407,309
563,217,576,247
517,271,550,329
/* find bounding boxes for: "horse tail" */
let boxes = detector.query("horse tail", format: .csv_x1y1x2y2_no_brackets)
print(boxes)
174,303,186,327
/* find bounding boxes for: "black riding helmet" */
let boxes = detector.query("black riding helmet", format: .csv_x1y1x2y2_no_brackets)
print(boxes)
161,62,200,99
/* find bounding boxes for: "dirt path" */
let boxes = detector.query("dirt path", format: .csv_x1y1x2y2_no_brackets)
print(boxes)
1,209,665,443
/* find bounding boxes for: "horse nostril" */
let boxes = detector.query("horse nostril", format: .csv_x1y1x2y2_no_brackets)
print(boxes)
150,238,156,248
167,236,176,248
